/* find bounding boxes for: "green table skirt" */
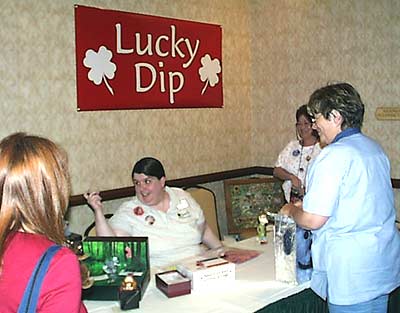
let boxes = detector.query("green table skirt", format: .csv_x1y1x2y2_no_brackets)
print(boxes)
255,286,400,313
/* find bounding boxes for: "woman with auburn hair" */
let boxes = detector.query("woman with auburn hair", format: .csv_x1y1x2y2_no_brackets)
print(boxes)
0,133,87,312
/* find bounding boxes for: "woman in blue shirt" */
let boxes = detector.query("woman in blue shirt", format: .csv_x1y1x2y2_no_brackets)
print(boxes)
281,82,400,313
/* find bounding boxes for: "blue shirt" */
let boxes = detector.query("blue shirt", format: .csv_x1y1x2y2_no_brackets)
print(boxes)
303,131,400,305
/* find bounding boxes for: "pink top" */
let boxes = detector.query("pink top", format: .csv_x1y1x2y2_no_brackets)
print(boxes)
0,232,87,313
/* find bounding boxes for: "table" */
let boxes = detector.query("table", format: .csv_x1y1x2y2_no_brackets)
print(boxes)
84,236,400,313
84,236,310,313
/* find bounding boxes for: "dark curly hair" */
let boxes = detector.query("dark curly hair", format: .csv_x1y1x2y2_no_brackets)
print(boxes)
296,104,319,139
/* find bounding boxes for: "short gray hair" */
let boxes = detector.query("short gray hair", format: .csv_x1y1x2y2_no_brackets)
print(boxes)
307,82,364,129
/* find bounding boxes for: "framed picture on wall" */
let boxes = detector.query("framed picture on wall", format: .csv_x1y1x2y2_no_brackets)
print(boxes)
224,177,285,234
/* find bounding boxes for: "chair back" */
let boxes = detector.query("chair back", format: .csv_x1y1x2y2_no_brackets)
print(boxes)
184,186,221,240
83,213,113,237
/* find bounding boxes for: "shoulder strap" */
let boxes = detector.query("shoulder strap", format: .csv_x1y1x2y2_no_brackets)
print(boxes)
18,245,62,313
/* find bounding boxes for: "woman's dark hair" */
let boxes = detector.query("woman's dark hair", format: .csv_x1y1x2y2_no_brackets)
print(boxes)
307,82,364,129
131,157,166,179
296,104,313,123
296,104,319,138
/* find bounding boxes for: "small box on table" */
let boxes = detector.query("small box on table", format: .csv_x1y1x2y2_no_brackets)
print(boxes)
176,257,235,290
155,270,191,298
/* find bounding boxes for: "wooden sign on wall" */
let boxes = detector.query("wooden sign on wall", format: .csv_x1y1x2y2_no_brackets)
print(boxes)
75,5,223,111
375,107,400,120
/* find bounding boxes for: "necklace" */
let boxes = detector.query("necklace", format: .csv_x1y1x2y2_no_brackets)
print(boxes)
297,143,316,175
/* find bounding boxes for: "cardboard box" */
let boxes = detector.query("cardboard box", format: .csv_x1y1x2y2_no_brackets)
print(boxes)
176,257,235,290
155,270,191,298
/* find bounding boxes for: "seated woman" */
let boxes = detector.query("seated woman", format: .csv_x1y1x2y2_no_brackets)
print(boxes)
85,157,223,267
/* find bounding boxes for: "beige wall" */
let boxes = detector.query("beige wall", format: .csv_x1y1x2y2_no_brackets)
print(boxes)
250,0,400,172
1,0,399,234
249,0,400,222
1,0,253,193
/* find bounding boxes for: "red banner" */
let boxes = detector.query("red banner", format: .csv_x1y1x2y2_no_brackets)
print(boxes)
75,5,223,111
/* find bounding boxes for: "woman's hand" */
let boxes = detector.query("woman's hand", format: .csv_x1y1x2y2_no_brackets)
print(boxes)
290,175,303,190
202,245,226,259
84,192,104,213
281,200,302,217
280,203,294,217
280,202,328,230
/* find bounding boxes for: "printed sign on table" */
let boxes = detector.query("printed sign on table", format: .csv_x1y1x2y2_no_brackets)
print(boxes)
75,5,223,111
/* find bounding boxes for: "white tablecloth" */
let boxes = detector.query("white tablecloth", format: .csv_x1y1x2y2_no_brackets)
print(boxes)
84,236,310,313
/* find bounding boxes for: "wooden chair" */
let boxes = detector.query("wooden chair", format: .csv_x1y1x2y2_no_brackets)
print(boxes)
83,213,113,237
184,186,221,240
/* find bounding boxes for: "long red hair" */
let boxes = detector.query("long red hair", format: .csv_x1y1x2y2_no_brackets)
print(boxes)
0,133,70,265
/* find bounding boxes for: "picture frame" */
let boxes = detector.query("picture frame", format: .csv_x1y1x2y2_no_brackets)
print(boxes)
224,177,285,234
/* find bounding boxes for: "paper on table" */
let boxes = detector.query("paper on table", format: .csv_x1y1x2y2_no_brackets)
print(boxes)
222,247,261,264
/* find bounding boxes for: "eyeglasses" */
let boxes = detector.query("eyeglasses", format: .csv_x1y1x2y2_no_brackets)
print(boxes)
310,113,323,124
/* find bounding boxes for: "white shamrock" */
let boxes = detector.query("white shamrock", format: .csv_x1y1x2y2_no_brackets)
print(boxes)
83,46,116,95
198,54,221,95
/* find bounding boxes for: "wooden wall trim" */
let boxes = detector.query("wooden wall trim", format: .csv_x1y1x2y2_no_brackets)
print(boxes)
167,166,274,187
68,166,399,207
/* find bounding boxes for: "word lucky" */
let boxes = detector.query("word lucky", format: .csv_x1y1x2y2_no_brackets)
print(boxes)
116,23,200,104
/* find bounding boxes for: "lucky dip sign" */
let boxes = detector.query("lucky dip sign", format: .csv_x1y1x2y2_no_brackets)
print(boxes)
75,5,223,111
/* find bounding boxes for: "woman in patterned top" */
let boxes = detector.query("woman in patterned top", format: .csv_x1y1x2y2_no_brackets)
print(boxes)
274,104,321,202
273,105,322,283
